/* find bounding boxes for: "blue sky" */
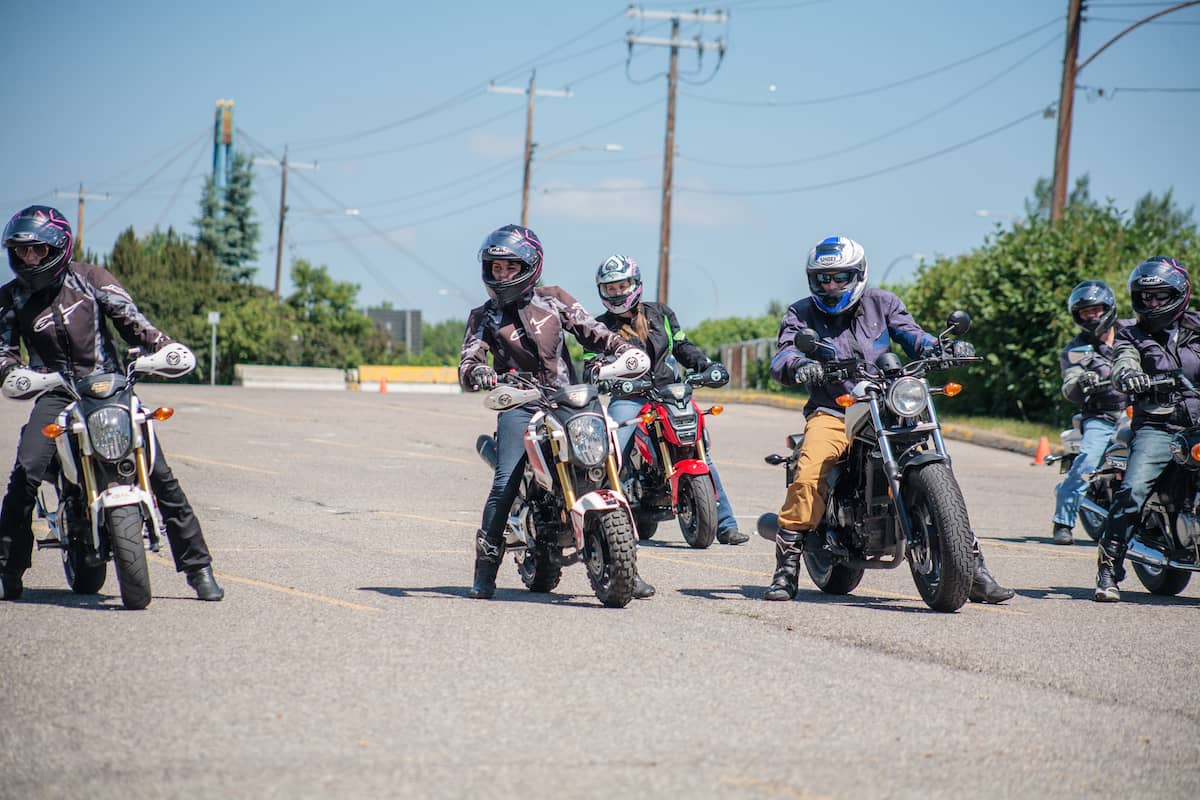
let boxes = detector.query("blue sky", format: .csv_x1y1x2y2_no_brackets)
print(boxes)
3,0,1197,325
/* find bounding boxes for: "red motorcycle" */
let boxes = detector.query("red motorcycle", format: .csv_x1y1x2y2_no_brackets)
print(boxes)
609,366,729,548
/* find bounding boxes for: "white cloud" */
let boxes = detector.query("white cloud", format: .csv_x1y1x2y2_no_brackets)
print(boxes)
466,131,524,160
532,176,751,227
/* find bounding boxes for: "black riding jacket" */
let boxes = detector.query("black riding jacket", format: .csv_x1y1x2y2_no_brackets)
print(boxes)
0,262,173,380
1058,323,1130,424
594,302,710,386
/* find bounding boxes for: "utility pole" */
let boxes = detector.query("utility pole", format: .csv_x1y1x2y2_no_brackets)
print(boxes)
1051,0,1200,223
487,72,572,227
255,147,317,298
627,7,726,305
1050,0,1084,224
54,184,109,258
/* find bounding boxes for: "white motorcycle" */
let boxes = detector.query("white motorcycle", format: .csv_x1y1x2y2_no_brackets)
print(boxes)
1,344,196,609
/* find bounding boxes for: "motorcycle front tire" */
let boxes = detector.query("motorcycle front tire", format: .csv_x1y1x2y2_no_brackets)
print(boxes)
107,505,152,610
677,474,718,549
584,510,637,608
904,463,973,613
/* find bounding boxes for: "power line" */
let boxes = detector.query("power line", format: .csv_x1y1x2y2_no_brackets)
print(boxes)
670,105,1050,197
314,103,526,164
155,140,209,229
1086,14,1200,22
89,130,210,233
683,15,1061,107
678,31,1062,170
1080,84,1200,94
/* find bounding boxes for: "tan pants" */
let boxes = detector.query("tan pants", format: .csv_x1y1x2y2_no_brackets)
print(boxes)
778,411,849,532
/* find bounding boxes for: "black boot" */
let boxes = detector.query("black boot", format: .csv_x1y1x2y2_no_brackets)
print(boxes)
717,527,750,545
1051,524,1073,545
468,529,504,600
633,571,656,599
763,531,802,601
186,566,224,601
0,571,23,601
1094,523,1126,603
969,539,1014,604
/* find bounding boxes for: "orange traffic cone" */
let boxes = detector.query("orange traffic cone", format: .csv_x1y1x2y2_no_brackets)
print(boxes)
1031,435,1050,466
380,375,388,394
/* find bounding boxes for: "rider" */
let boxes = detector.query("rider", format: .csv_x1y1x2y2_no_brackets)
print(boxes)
1051,281,1129,545
590,254,749,546
0,206,223,601
459,224,651,600
764,235,1014,603
1095,257,1197,602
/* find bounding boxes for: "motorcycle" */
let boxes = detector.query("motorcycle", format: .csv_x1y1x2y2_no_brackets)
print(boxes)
474,350,650,608
1057,371,1200,596
606,364,731,547
757,311,979,612
1,343,197,609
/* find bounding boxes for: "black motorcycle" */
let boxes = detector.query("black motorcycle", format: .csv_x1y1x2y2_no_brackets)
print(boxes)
758,312,979,612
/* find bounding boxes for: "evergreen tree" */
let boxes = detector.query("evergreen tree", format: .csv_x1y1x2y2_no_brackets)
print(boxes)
193,151,259,283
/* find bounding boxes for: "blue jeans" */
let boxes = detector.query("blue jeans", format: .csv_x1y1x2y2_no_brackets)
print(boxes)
1053,417,1116,527
1099,426,1175,561
481,406,535,538
607,396,737,531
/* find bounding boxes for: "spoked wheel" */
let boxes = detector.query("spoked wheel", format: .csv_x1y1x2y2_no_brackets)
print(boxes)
107,505,151,610
677,474,718,549
584,510,637,608
904,463,973,612
1131,509,1192,596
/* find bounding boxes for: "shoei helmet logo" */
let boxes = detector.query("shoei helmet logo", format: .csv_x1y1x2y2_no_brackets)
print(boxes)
816,254,840,266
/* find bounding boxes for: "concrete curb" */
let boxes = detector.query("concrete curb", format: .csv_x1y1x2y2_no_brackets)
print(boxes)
693,388,1047,458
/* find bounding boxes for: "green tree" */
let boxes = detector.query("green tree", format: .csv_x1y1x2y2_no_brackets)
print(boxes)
193,152,259,283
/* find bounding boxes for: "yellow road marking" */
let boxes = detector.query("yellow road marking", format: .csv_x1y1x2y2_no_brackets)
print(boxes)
374,511,477,528
977,538,1096,558
304,437,473,465
171,453,280,475
147,554,381,612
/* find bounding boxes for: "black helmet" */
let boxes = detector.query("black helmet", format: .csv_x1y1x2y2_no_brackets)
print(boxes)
1067,280,1117,337
1129,257,1190,333
477,224,543,307
3,205,74,292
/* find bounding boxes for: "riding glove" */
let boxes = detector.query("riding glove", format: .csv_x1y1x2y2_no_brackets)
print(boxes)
470,364,498,390
1077,370,1102,394
1116,369,1151,394
793,360,825,386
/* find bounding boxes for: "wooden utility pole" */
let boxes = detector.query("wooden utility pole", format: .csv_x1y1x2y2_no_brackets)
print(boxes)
627,7,726,305
487,73,571,227
1050,0,1084,223
255,147,317,298
53,184,108,257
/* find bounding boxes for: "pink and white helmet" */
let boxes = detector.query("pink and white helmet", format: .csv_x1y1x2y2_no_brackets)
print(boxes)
595,254,643,314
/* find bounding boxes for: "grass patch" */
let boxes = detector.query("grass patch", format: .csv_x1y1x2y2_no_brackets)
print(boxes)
939,415,1058,441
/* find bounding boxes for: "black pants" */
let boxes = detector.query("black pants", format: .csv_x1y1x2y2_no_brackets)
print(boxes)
0,393,212,576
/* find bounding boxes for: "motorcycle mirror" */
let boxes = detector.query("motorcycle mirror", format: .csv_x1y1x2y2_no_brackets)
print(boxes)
1065,345,1095,365
945,310,971,337
793,328,821,355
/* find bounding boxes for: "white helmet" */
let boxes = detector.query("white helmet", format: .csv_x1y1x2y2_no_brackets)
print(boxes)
806,236,868,316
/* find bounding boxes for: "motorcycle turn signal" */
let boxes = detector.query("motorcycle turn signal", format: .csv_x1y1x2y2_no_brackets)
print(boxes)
931,382,964,397
41,423,66,439
705,405,724,416
150,407,175,421
835,394,855,408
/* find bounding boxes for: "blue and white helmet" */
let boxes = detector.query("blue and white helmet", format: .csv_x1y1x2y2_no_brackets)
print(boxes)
806,235,868,316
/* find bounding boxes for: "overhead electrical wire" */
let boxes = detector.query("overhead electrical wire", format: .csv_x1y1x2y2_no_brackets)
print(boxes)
155,138,209,229
88,129,211,233
683,15,1062,107
678,31,1062,170
314,104,526,164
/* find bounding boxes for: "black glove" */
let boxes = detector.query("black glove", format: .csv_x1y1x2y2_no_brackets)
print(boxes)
469,364,498,391
793,359,825,386
1116,369,1151,394
944,340,975,358
702,362,730,388
1077,370,1102,394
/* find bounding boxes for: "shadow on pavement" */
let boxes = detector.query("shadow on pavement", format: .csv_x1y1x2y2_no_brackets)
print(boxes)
358,585,610,608
1019,585,1200,606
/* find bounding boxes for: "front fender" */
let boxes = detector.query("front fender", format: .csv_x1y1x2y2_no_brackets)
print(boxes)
569,489,631,549
89,485,160,552
897,450,947,473
667,459,713,504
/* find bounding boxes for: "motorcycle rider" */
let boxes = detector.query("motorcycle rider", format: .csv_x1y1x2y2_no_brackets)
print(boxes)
459,224,652,600
590,254,749,546
0,206,223,601
1095,257,1196,602
1051,281,1129,545
763,235,1014,603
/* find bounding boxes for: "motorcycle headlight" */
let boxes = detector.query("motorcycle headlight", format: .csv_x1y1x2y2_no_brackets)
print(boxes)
886,377,929,418
87,406,133,461
566,414,609,467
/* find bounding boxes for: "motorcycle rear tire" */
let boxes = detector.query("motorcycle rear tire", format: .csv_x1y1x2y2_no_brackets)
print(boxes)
634,512,659,541
904,463,973,613
1078,484,1106,541
63,540,106,595
108,505,152,610
1132,562,1192,596
518,542,562,593
584,510,637,608
803,547,864,595
677,474,718,549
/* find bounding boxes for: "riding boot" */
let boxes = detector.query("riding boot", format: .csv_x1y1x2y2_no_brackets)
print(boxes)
1093,532,1126,603
633,570,656,599
763,531,803,601
969,538,1014,604
468,528,505,600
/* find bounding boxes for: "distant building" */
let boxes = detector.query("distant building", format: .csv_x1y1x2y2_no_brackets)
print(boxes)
367,308,422,356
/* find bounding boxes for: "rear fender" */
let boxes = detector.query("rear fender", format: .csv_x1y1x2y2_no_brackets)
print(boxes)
667,459,713,504
569,489,631,550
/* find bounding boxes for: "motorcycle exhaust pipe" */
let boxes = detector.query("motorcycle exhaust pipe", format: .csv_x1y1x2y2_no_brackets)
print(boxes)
476,435,498,469
1125,539,1200,572
1078,497,1108,520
